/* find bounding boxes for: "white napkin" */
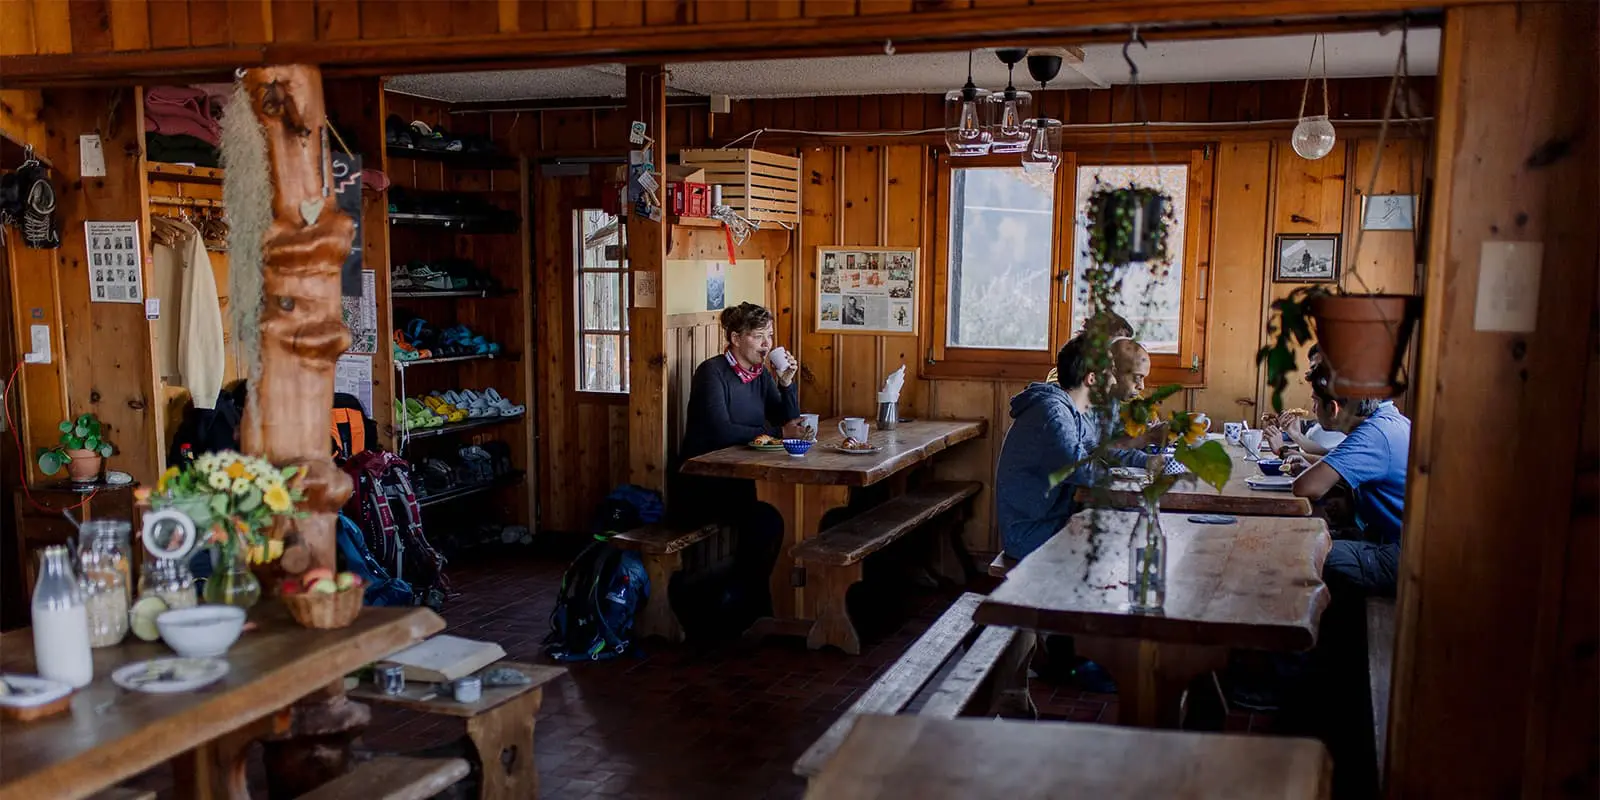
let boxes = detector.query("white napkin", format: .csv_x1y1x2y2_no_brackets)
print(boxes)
878,365,905,403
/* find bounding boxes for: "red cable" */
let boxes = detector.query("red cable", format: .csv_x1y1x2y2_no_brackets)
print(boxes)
4,360,98,515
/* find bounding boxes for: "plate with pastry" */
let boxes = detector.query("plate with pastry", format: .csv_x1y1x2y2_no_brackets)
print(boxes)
747,434,787,452
826,437,881,455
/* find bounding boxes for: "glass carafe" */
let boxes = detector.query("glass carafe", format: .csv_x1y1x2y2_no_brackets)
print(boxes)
1127,498,1167,612
32,546,94,687
78,520,132,647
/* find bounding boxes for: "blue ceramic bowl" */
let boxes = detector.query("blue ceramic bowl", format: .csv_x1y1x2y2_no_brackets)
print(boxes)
1257,458,1285,476
782,439,813,457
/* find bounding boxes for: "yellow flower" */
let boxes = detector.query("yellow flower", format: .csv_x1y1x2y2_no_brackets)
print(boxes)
248,544,265,564
158,466,179,493
226,462,246,479
1123,418,1148,438
264,484,292,513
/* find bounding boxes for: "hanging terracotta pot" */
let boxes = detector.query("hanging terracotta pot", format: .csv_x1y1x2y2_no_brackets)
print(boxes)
1308,294,1422,398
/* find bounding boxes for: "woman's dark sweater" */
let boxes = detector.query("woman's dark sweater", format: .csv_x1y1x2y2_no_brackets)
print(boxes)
671,354,800,517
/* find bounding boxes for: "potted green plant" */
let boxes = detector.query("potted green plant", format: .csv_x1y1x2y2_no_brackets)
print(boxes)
1086,183,1173,266
38,414,115,483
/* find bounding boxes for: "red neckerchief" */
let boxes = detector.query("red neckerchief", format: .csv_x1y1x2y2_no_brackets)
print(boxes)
725,350,762,384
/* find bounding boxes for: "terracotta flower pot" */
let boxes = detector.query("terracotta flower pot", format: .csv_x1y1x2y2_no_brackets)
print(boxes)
64,449,103,484
1309,294,1422,399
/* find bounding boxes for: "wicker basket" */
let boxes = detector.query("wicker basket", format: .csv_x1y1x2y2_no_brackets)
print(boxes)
281,587,363,629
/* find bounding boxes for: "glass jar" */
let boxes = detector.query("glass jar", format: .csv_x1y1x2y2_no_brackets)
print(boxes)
138,557,198,611
1127,498,1167,612
78,520,132,647
32,546,94,687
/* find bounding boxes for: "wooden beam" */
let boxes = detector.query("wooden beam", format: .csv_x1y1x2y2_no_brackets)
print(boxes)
625,65,668,492
1388,3,1598,796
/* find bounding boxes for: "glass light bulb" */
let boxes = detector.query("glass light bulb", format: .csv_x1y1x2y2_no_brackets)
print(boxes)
986,89,1032,154
944,86,992,156
1292,114,1337,160
1020,119,1061,176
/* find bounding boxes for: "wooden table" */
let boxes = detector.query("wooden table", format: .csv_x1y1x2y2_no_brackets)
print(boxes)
0,605,444,800
805,715,1332,799
1076,441,1312,517
976,510,1331,727
680,417,985,623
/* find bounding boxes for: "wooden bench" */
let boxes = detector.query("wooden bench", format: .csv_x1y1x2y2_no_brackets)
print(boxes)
297,757,469,800
351,662,565,800
1367,597,1396,787
988,552,1017,577
792,481,981,654
87,788,155,800
610,522,723,642
793,592,1036,781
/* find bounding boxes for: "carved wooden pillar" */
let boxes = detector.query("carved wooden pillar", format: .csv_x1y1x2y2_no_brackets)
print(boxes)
236,65,353,575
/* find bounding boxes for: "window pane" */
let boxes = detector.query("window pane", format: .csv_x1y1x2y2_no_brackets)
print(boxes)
579,209,621,267
622,272,631,333
581,334,623,393
947,167,1055,350
1070,164,1188,354
582,272,620,331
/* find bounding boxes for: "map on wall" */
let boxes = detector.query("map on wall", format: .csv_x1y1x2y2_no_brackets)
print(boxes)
816,247,918,335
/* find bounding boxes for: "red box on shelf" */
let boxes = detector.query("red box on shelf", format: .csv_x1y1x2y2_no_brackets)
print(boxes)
668,181,711,217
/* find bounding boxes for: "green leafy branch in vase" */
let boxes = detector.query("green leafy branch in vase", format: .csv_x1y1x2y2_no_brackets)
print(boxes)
1258,285,1329,413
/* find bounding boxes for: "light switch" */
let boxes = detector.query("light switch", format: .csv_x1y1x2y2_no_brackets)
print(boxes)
1474,241,1543,333
25,324,51,364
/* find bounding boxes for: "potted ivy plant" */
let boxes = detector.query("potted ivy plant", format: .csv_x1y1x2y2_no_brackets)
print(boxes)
1086,183,1173,266
38,414,115,483
1259,288,1422,412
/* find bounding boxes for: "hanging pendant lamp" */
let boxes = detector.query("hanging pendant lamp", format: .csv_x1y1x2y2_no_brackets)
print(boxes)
986,48,1032,154
1020,50,1064,176
1292,34,1337,160
944,51,993,156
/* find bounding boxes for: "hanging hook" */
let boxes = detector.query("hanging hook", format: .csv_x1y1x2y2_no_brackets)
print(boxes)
1122,28,1147,80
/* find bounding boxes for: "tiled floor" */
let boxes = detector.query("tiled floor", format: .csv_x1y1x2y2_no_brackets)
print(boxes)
128,543,1274,799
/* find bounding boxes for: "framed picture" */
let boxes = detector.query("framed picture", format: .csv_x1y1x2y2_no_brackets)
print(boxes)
1361,194,1417,230
816,246,919,335
1274,234,1340,283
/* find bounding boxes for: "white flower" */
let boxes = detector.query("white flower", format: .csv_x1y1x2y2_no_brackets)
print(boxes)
207,471,230,491
255,477,275,493
196,455,219,473
231,477,252,495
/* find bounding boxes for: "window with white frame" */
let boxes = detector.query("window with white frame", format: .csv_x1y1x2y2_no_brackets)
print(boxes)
575,209,629,393
946,165,1056,351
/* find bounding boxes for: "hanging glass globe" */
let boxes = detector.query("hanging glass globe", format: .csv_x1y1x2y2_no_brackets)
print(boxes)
986,88,1032,154
1292,114,1337,160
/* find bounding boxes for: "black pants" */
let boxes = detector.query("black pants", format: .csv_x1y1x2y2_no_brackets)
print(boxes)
671,474,783,622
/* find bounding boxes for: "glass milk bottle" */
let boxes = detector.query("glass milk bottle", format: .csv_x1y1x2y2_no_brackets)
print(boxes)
32,545,95,688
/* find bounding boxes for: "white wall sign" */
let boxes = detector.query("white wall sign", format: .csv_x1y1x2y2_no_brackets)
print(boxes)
1474,241,1542,333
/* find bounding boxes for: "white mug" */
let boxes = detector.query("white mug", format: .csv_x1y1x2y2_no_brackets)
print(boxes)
768,346,792,374
1240,429,1265,454
838,417,869,441
799,413,820,439
1192,413,1212,433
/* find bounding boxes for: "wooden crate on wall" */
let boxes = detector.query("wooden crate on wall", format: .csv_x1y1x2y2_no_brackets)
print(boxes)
678,148,800,226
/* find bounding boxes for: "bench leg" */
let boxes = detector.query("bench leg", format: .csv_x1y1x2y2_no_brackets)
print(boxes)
988,629,1038,720
806,562,864,655
636,551,686,643
466,688,542,800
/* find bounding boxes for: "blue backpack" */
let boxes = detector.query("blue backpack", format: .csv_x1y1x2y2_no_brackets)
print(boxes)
335,513,415,607
543,485,662,662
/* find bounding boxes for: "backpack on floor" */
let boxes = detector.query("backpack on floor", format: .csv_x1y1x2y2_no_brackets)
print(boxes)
343,450,455,610
544,540,649,662
335,513,415,606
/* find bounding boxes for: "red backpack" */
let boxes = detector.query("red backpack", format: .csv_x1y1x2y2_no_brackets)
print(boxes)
342,450,454,610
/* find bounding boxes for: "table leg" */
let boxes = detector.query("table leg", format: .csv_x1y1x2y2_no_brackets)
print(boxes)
466,688,543,800
1076,637,1229,728
260,691,371,798
755,480,847,621
173,710,291,800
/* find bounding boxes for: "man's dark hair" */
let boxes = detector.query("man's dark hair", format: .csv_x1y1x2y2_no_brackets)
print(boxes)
1308,362,1381,416
1080,310,1135,341
1055,335,1095,390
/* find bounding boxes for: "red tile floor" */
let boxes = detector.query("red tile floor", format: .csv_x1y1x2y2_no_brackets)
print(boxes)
128,545,1274,799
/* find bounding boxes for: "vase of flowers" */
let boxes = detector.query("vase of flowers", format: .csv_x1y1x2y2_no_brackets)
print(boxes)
138,451,301,611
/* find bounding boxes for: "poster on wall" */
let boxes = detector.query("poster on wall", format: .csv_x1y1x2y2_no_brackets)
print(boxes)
342,270,378,354
334,354,373,415
706,261,726,311
816,247,918,335
84,221,144,304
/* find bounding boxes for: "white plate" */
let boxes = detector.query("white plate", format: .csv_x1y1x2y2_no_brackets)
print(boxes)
111,658,229,694
1245,475,1295,492
0,674,73,708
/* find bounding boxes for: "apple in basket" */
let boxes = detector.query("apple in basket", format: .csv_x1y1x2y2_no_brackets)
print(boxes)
281,568,364,596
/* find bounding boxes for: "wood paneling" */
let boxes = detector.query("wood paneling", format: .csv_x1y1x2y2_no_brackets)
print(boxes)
1192,141,1272,424
1391,4,1598,796
625,65,668,492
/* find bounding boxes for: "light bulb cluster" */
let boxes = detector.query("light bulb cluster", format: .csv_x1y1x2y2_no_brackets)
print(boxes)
944,49,1062,174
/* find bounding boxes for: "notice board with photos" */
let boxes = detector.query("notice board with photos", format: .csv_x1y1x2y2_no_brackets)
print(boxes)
816,247,919,335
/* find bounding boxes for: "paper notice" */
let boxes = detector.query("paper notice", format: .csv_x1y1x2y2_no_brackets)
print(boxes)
335,355,373,415
634,271,658,308
1474,241,1542,333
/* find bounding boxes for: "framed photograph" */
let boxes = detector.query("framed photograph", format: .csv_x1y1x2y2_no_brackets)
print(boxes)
1361,194,1416,230
1274,234,1340,283
815,246,919,335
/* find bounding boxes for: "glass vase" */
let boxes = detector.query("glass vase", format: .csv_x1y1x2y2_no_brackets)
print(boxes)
203,545,261,610
1127,498,1167,612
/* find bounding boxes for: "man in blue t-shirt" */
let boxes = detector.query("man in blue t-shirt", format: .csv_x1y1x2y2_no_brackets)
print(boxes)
1284,363,1410,596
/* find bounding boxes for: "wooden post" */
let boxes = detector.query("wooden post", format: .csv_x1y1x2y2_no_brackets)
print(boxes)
626,65,668,492
1389,4,1597,797
236,65,355,575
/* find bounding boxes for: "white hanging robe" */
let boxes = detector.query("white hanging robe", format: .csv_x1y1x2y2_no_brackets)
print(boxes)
152,219,226,410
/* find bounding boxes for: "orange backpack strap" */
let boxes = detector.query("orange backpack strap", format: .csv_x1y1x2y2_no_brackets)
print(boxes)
331,407,366,458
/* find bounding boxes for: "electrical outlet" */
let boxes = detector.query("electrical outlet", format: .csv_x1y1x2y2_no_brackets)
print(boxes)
24,324,50,364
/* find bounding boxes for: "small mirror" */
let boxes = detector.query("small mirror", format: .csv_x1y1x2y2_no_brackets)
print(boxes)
142,508,197,561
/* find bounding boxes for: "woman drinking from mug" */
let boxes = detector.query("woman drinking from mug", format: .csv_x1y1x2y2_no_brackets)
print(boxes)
672,302,807,633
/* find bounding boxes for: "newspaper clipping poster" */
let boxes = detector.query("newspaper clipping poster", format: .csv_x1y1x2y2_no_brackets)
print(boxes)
85,221,144,304
816,247,918,335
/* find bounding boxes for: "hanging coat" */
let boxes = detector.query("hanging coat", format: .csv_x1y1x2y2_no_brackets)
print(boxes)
152,219,226,410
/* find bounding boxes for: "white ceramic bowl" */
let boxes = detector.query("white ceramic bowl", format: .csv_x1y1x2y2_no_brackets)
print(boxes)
156,606,246,658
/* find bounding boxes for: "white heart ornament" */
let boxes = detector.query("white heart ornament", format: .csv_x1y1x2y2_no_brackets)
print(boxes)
299,198,324,225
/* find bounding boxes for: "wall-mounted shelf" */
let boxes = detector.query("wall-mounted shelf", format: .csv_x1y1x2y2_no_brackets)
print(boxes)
394,353,498,370
417,471,526,508
400,412,525,442
385,145,517,171
388,212,519,232
392,289,508,299
669,216,722,228
145,162,224,183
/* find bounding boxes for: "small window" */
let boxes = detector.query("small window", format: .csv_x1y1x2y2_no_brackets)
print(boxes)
575,209,629,393
946,166,1056,351
1069,164,1189,353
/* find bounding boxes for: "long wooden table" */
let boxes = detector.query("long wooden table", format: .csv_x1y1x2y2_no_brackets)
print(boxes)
681,417,985,624
0,605,444,800
976,510,1331,727
1076,440,1312,517
805,715,1332,799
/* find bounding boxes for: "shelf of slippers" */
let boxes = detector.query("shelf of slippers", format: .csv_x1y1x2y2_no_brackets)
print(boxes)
417,470,527,509
399,412,526,441
391,288,510,299
393,353,500,369
387,211,519,233
385,145,517,172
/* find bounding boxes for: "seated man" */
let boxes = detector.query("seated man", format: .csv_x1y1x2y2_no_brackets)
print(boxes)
1264,345,1347,459
1045,310,1134,385
1089,336,1162,452
996,335,1104,559
1284,363,1409,596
